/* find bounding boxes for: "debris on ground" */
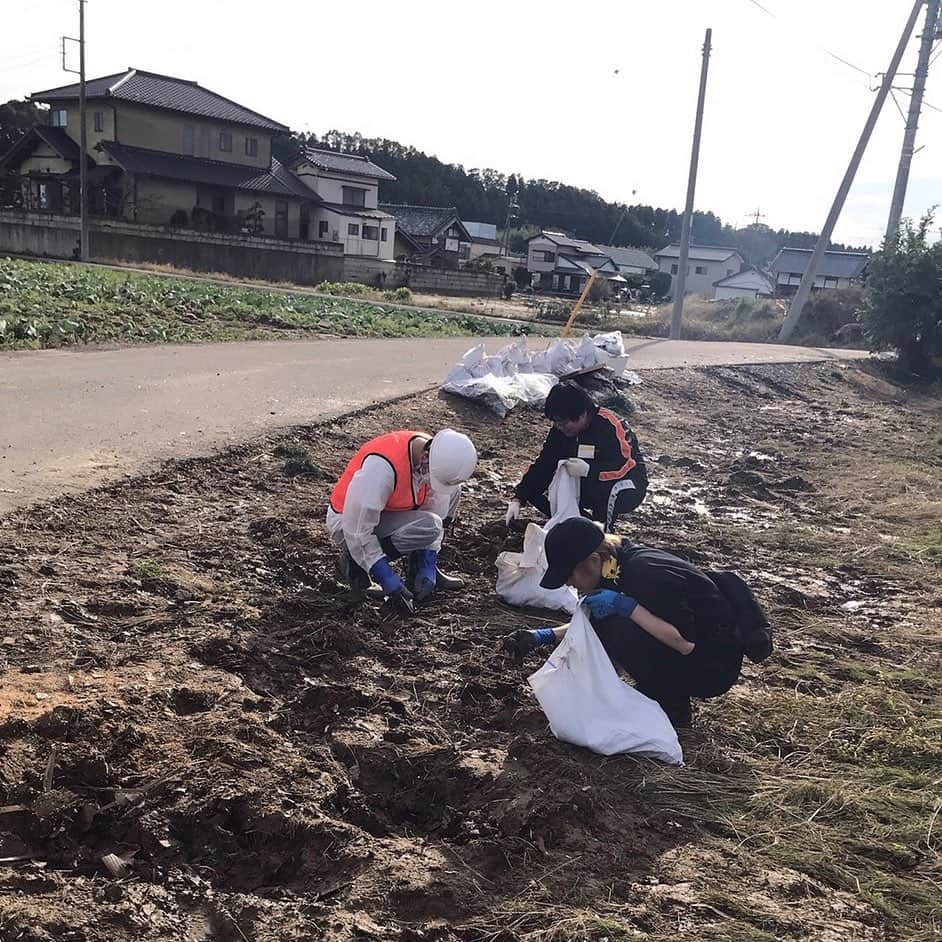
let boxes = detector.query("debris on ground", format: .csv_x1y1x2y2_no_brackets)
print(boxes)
0,360,939,941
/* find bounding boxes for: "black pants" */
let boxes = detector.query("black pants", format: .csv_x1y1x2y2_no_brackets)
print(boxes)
530,468,648,530
591,614,743,714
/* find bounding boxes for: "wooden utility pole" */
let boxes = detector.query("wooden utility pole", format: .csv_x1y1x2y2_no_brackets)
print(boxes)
885,0,940,246
778,0,923,342
671,28,712,340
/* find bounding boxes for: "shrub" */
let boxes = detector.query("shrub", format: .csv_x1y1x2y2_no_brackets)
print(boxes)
799,287,864,340
383,286,413,302
501,281,514,300
651,270,672,298
863,213,942,375
169,209,188,228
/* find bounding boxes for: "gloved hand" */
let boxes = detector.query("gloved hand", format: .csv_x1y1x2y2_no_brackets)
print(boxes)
503,627,557,664
583,589,638,620
370,557,405,596
505,499,522,526
562,458,590,478
412,549,438,602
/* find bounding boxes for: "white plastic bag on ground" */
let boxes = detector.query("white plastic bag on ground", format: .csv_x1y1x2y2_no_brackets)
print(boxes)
528,606,683,762
495,462,582,613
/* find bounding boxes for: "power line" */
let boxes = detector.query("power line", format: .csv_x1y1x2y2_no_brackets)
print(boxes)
742,0,875,81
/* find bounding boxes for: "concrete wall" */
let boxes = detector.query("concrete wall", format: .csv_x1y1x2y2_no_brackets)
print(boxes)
345,256,505,296
0,212,342,284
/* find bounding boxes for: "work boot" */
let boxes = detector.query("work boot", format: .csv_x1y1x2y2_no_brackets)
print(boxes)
435,567,464,591
335,548,371,600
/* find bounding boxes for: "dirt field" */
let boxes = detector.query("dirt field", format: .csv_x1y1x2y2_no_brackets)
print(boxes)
1,361,940,942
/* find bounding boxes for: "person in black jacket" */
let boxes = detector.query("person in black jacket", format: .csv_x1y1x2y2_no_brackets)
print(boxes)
505,383,647,532
505,517,772,728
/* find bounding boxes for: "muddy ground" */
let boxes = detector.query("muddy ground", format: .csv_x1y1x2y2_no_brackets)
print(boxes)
0,361,940,942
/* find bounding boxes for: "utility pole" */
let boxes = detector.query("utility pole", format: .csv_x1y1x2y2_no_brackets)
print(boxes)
78,0,88,261
671,28,712,340
499,193,518,257
779,0,923,342
885,0,940,246
61,1,88,261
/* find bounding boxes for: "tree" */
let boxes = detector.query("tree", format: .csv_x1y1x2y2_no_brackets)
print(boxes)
864,212,942,375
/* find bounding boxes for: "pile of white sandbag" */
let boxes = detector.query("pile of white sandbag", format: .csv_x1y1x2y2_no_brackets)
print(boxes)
441,333,634,418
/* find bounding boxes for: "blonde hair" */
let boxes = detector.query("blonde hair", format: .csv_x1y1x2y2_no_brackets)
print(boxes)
597,535,622,559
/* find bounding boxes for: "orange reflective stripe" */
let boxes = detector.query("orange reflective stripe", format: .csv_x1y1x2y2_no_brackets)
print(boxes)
597,407,636,482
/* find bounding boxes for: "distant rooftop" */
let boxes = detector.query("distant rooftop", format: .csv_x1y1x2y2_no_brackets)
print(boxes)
595,244,657,270
298,146,396,182
463,220,498,242
655,243,743,262
380,204,464,237
31,68,287,132
771,247,869,279
532,230,604,255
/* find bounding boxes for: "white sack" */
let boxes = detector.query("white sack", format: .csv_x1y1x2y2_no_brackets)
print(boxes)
495,462,582,613
528,605,683,763
442,334,631,416
592,331,626,357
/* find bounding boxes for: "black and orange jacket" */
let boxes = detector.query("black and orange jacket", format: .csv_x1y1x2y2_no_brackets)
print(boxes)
514,406,647,513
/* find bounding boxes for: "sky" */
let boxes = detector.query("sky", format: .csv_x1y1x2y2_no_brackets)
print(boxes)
2,0,941,248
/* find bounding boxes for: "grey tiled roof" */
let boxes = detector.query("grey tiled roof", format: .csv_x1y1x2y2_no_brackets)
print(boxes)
595,244,657,270
534,230,604,255
99,142,314,199
656,243,743,262
31,69,287,132
0,126,87,169
299,147,396,181
317,202,395,220
770,247,869,279
380,204,465,238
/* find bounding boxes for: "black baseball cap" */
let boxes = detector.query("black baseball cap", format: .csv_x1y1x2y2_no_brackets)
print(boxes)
540,517,605,589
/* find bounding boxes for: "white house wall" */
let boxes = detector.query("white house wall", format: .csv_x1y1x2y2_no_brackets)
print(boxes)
310,206,394,261
659,256,743,299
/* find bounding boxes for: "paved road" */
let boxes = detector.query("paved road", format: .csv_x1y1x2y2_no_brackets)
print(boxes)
1,336,867,514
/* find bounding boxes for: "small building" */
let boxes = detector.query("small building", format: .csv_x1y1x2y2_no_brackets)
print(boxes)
288,146,396,259
1,68,314,239
770,248,869,296
462,220,500,260
595,244,657,277
713,267,775,301
527,230,624,294
655,243,746,299
380,204,472,267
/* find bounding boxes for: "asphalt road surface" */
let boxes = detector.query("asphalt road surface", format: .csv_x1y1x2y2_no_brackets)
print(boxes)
1,336,868,513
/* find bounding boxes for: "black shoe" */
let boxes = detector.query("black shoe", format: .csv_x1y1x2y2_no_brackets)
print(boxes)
662,697,693,729
336,549,371,599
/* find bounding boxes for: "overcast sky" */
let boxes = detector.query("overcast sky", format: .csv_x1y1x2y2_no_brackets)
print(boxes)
3,0,940,247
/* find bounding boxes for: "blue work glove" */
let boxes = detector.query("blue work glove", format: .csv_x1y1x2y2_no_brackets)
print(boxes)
370,557,404,596
413,549,438,602
583,589,638,620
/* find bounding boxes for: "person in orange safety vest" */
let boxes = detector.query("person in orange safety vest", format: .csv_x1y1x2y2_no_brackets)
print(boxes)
327,428,477,609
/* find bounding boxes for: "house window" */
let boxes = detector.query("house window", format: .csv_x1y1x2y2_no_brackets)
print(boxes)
183,125,195,155
543,251,555,263
50,109,68,128
448,226,459,237
245,137,258,157
318,221,329,238
219,131,232,153
93,111,104,133
695,265,707,275
380,228,388,242
275,201,288,238
362,224,379,240
823,276,839,288
348,223,360,236
671,263,678,275
459,243,471,260
341,186,367,207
